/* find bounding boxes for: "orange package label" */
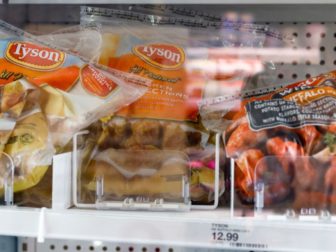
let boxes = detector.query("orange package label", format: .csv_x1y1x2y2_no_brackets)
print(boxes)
0,39,121,98
81,64,118,98
0,40,81,88
102,41,204,121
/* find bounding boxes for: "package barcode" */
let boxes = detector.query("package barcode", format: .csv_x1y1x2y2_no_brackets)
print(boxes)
230,242,268,249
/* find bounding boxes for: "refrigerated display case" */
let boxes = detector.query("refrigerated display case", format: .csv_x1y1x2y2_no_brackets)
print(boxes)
1,2,336,252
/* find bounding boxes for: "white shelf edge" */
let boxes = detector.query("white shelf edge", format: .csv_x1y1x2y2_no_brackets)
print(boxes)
0,207,336,251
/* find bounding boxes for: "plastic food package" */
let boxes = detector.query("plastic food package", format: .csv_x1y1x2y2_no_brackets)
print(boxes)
4,86,54,194
152,6,293,96
0,20,149,148
80,7,203,122
76,7,230,205
202,70,336,214
76,6,288,206
0,20,149,207
0,80,29,153
38,24,103,63
0,78,54,207
80,7,291,97
128,5,222,22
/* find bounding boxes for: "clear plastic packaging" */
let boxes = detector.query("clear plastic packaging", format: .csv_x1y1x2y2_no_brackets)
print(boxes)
74,6,294,208
202,70,336,216
73,116,224,209
0,78,54,207
0,20,149,148
38,24,103,63
0,20,149,207
127,5,221,22
77,7,226,207
47,7,295,103
4,85,54,193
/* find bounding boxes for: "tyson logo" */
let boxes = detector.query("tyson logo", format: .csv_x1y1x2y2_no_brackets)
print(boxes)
5,41,65,71
133,44,185,70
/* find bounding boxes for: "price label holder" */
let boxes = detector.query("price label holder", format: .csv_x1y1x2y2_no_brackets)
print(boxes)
209,219,336,251
210,222,268,250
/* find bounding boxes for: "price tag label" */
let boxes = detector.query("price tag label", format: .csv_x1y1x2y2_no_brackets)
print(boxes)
211,223,268,250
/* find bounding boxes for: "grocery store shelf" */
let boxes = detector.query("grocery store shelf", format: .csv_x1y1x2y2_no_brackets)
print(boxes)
1,207,336,251
7,0,336,4
0,4,335,252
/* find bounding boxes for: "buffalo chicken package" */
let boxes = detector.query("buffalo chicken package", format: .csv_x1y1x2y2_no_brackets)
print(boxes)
0,20,149,207
202,70,336,215
78,6,227,205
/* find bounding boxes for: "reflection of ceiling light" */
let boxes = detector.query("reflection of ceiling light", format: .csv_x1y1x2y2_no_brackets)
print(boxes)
186,58,264,78
93,241,103,247
187,47,320,64
203,79,246,97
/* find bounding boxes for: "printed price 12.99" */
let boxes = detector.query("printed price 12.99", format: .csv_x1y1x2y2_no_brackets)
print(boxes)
212,232,239,242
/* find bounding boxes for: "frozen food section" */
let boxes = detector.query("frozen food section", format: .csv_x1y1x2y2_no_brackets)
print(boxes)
0,2,336,252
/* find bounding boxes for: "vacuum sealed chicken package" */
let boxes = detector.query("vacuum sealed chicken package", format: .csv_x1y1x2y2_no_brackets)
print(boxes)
202,70,336,215
0,20,149,207
74,6,235,208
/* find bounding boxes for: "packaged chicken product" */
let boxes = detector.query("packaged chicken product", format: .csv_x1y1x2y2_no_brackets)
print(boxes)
81,7,203,122
0,20,149,207
0,80,30,153
81,7,286,114
0,78,54,207
4,86,54,194
0,79,33,205
0,20,149,148
76,7,228,206
202,70,336,215
74,6,289,208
